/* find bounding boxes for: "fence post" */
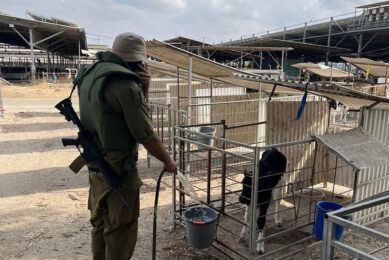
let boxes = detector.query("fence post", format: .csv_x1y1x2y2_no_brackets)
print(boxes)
168,104,172,152
249,147,260,258
322,214,335,260
172,126,177,229
221,120,227,213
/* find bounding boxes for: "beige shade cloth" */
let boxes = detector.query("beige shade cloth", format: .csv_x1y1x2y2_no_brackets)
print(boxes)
147,40,299,94
292,62,354,78
215,76,301,94
147,39,254,78
341,57,389,78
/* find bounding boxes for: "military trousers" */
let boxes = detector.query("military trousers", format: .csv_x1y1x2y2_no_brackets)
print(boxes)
88,170,140,260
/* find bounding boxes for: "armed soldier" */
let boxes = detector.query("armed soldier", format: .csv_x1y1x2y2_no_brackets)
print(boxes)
76,32,176,259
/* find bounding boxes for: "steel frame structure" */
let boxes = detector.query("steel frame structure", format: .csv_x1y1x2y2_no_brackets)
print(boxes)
171,124,354,259
322,193,389,259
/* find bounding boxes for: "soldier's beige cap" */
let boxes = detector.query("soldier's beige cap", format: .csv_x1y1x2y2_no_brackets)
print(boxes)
112,32,147,63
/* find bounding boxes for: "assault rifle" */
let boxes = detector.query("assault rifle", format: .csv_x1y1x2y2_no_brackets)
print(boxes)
55,98,129,210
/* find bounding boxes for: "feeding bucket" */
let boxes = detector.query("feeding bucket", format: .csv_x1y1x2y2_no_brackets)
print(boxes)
183,206,219,249
314,201,352,241
195,126,216,151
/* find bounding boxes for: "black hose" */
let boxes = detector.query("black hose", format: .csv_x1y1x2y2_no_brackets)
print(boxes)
152,168,167,260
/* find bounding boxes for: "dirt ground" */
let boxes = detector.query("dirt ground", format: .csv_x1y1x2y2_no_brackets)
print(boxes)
0,82,388,260
0,82,225,260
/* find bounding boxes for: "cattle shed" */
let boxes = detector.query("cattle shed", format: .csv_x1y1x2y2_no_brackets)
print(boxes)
144,40,389,259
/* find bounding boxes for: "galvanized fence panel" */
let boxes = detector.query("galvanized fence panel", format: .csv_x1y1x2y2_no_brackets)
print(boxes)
352,108,389,225
362,107,389,146
148,77,177,104
354,163,389,225
266,101,330,190
210,93,260,146
258,95,322,146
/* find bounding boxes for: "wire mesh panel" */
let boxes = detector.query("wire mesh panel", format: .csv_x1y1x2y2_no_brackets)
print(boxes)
148,77,177,104
354,107,389,225
148,102,186,151
172,125,356,259
173,125,257,259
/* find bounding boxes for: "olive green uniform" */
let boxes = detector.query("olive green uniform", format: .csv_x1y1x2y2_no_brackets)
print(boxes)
78,52,157,259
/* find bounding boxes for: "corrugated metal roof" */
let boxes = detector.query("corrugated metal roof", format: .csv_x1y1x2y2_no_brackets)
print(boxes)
0,13,87,55
314,128,389,170
341,56,389,77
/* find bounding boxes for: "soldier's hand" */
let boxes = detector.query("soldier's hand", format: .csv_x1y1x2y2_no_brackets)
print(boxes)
164,159,177,173
137,65,151,96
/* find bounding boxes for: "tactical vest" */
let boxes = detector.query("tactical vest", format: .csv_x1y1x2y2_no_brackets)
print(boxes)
76,51,140,151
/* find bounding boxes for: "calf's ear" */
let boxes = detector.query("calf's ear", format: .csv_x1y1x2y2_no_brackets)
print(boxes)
243,170,252,177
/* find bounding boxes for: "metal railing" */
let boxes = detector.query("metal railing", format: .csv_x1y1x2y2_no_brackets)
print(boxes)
321,193,389,259
147,102,186,167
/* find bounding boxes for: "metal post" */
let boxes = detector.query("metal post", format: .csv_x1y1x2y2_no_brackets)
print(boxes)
352,169,360,203
52,52,55,73
177,67,180,109
168,104,172,152
29,29,36,84
303,22,307,43
260,51,263,70
326,17,333,66
358,34,363,57
210,78,213,123
331,157,338,199
207,149,212,204
322,215,335,259
281,50,285,79
221,120,226,213
385,66,389,97
330,62,333,83
46,51,50,76
309,142,318,223
187,56,192,124
172,127,177,229
249,147,260,258
179,131,185,217
283,27,287,40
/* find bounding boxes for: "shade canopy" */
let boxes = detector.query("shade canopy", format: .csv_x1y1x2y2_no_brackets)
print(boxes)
292,62,354,78
0,13,86,56
314,128,389,170
341,57,389,78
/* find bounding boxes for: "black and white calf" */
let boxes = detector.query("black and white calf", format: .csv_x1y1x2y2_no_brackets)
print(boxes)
238,148,287,253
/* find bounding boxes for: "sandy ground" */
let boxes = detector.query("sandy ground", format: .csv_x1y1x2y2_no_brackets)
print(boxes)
0,82,388,260
0,82,224,260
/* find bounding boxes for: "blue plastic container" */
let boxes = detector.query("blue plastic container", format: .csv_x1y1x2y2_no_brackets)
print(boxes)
314,201,351,241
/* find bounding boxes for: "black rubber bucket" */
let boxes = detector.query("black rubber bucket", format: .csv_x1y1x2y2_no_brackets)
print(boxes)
183,206,219,249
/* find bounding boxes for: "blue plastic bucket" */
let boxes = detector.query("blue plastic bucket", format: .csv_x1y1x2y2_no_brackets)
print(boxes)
314,201,351,241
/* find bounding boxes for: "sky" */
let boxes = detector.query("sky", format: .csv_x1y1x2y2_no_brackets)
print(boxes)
0,0,380,46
